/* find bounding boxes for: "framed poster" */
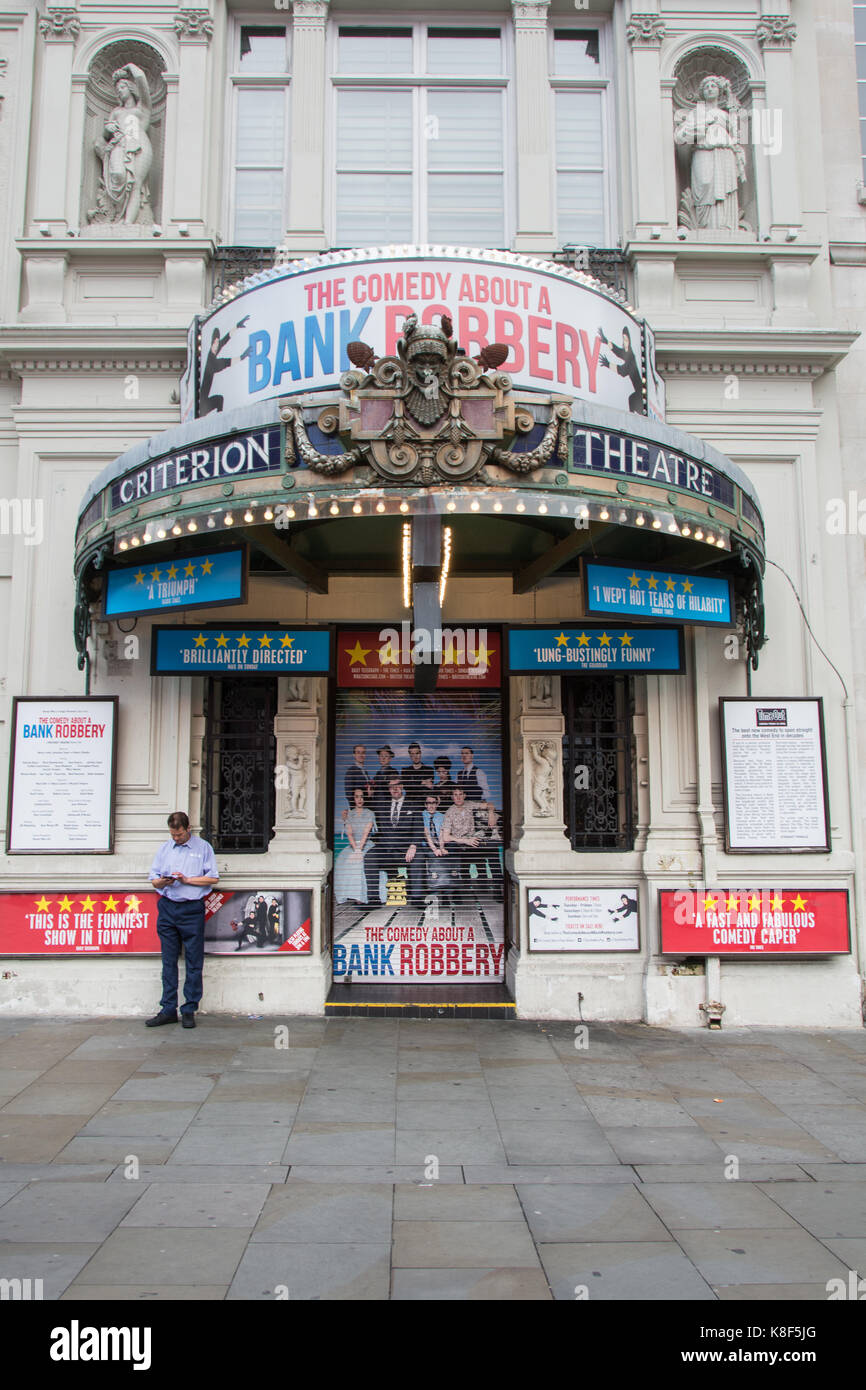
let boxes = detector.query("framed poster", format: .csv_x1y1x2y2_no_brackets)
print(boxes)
0,889,159,954
659,888,850,957
6,698,118,854
527,887,640,953
720,698,831,853
203,888,312,956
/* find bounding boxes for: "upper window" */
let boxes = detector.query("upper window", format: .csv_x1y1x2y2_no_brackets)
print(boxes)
551,28,611,248
332,23,509,248
229,22,291,245
856,2,866,180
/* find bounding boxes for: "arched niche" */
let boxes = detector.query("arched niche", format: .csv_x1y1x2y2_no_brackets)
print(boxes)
672,46,756,239
81,39,166,228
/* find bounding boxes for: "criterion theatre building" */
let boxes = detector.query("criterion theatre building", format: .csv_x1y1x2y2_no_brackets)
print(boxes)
1,1,864,1027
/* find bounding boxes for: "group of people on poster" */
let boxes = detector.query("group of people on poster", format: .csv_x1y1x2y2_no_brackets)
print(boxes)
335,741,503,908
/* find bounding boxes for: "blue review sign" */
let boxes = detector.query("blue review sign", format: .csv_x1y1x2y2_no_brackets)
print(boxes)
151,627,331,676
507,626,684,673
584,562,732,627
105,549,245,618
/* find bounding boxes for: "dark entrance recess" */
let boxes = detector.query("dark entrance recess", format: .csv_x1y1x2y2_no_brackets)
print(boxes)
202,677,277,852
562,673,636,852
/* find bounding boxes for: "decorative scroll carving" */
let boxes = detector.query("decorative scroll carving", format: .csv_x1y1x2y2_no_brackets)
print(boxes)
39,11,81,41
755,17,797,49
284,315,571,486
626,15,666,47
174,10,214,40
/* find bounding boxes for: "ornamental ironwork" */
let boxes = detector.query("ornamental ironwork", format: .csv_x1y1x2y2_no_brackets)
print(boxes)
281,314,572,486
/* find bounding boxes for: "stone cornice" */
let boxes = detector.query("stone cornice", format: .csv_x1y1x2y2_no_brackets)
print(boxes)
173,9,213,41
653,328,858,377
626,15,667,48
512,0,550,29
291,0,329,28
0,327,187,373
755,16,797,49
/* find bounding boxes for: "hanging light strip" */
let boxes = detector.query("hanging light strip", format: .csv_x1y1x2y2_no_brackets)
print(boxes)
439,525,453,606
401,520,412,609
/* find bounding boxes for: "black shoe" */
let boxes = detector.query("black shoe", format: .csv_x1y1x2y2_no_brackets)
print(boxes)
181,1013,196,1029
145,1011,177,1028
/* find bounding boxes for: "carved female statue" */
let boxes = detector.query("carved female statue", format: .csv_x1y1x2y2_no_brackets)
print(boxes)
674,75,746,232
528,740,557,818
92,64,153,224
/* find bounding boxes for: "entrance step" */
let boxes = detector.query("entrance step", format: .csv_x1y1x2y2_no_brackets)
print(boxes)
325,983,515,1019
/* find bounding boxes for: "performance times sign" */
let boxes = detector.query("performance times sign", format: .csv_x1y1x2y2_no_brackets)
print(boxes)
7,698,117,853
528,888,640,952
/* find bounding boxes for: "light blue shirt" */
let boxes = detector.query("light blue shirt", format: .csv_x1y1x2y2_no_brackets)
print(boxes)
423,809,444,842
148,834,218,901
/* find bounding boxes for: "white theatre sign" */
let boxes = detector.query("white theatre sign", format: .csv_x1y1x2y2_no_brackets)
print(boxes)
189,248,657,421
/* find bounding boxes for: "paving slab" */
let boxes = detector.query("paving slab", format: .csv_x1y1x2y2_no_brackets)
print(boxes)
285,1165,463,1184
1,1083,123,1116
393,1183,523,1221
60,1284,228,1300
538,1241,715,1300
754,1181,866,1237
53,1136,178,1164
78,1104,200,1139
0,1242,100,1299
464,1164,638,1185
392,1219,540,1268
518,1183,671,1242
392,1267,552,1299
227,1242,391,1299
283,1123,396,1166
251,1183,393,1243
67,1226,250,1287
674,1227,851,1285
169,1125,292,1166
394,1127,507,1166
496,1121,618,1166
590,1126,723,1165
0,1181,141,1242
108,1163,289,1185
121,1182,272,1228
713,1282,838,1300
0,1116,93,1163
191,1101,299,1127
640,1181,800,1230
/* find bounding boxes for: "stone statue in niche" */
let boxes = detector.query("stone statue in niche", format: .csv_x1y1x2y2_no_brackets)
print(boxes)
283,677,307,704
674,74,748,233
529,675,553,708
280,744,309,817
88,63,154,225
527,740,557,818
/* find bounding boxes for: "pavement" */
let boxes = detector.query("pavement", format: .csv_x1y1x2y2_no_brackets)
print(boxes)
1,1014,866,1301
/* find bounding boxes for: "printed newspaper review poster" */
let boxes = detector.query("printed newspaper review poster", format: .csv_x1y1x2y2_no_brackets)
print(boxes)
332,649,505,984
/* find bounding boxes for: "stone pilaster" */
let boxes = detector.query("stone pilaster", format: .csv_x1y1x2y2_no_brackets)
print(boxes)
282,0,329,252
755,7,800,238
510,677,571,864
626,12,669,235
270,675,328,855
512,0,557,253
33,5,78,234
171,9,213,231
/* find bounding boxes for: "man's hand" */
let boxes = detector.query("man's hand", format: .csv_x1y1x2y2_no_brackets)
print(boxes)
405,844,416,863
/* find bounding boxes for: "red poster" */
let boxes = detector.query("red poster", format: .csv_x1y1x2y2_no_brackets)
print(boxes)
659,889,850,956
0,890,160,954
337,627,500,688
203,889,312,954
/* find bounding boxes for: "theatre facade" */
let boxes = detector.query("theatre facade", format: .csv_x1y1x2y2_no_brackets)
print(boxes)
1,1,864,1026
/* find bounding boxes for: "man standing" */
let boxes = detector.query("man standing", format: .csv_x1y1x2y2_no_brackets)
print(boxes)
441,785,485,900
369,745,397,824
344,743,372,808
456,745,491,803
401,741,434,808
364,776,425,906
147,811,218,1028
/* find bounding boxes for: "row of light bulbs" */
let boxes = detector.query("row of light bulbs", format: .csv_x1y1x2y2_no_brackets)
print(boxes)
116,494,729,552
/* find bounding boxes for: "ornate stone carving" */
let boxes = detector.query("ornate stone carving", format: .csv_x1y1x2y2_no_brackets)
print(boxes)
280,744,309,817
283,315,572,486
755,17,797,49
626,15,667,47
39,11,81,41
174,10,214,41
283,678,308,703
529,675,553,708
527,739,557,818
83,43,166,228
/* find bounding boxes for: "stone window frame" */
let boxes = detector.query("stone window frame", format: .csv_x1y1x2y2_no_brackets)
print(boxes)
548,18,616,251
225,12,293,246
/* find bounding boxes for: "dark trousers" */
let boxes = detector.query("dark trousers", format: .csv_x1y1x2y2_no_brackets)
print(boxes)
364,846,425,905
156,896,206,1015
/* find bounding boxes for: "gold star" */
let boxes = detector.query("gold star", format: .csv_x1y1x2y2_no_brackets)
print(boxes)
664,576,676,592
682,578,694,594
379,642,400,666
473,642,491,670
619,632,632,646
166,564,178,580
726,893,740,911
345,639,371,666
200,559,213,575
134,570,146,585
556,632,570,646
770,894,784,912
703,894,718,912
598,632,611,646
791,894,808,912
149,567,162,583
577,632,590,646
647,574,658,590
280,635,294,648
747,893,761,912
628,572,640,588
258,633,273,647
80,896,96,913
236,633,250,648
35,895,52,912
193,633,208,647
125,894,142,912
215,633,229,647
103,895,119,912
58,895,73,912
184,561,196,578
